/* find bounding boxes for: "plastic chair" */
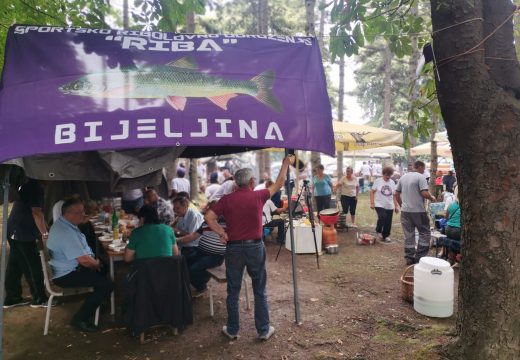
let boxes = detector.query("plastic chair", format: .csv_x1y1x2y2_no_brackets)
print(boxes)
37,238,99,335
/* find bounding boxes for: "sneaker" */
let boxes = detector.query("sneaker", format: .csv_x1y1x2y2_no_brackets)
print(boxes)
30,298,57,308
259,326,275,341
382,237,392,243
222,325,238,340
3,298,30,309
350,224,358,228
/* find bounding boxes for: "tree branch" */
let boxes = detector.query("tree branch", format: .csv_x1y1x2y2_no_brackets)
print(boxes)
20,0,67,26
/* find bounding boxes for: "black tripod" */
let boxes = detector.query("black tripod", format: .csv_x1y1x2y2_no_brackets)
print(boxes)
276,180,320,269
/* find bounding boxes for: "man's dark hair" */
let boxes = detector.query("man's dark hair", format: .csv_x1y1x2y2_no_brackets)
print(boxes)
62,198,84,215
137,205,160,224
414,161,426,169
173,196,190,207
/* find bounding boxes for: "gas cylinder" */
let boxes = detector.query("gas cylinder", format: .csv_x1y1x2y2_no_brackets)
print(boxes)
322,225,337,248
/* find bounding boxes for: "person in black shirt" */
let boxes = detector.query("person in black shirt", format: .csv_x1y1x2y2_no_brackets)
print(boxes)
4,179,49,308
442,170,457,192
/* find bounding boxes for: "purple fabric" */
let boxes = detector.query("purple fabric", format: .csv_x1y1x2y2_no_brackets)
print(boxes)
0,26,334,162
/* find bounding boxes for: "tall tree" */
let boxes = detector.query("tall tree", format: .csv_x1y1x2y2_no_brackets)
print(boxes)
431,0,520,357
305,0,322,173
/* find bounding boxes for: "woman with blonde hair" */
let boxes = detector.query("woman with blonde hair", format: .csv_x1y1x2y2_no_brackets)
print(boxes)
336,166,359,227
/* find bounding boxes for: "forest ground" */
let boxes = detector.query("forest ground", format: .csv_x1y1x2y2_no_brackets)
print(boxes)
3,193,457,360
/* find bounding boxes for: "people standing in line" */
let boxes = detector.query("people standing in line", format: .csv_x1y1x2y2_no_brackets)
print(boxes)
47,198,114,332
312,164,333,216
394,161,437,265
4,179,49,309
370,166,400,243
336,166,359,228
171,167,190,197
204,155,293,341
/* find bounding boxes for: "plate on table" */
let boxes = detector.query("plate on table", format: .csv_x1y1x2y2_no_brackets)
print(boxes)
98,235,115,243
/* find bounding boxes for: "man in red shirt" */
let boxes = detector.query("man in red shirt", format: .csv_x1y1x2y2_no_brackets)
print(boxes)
205,155,293,341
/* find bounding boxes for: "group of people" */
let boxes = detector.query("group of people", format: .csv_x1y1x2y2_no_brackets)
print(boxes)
4,155,295,341
331,160,460,265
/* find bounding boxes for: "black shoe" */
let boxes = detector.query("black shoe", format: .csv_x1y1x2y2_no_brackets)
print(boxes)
3,298,30,309
71,320,99,332
30,298,57,308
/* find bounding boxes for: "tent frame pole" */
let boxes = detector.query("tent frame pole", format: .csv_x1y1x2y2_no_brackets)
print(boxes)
0,167,12,360
285,150,301,324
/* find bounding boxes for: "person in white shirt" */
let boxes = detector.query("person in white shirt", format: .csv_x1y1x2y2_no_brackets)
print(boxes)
370,166,400,243
205,172,221,200
359,162,372,192
209,177,235,203
336,166,359,227
171,167,190,197
262,197,286,243
373,160,383,178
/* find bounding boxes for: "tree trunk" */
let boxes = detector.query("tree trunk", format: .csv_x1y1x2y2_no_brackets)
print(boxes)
337,55,345,179
305,0,321,173
189,159,198,202
428,114,440,196
257,0,268,34
382,42,393,129
186,11,195,33
255,0,270,180
431,0,520,358
406,2,420,168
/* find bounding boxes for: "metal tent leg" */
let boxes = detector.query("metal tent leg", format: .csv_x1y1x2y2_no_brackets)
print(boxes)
0,167,12,360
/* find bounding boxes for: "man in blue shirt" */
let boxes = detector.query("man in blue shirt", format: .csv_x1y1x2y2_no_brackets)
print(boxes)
47,198,114,332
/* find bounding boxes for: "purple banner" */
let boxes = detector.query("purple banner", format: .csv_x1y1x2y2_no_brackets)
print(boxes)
0,25,334,162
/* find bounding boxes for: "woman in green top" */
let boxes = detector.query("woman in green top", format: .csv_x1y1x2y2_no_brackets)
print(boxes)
124,205,179,262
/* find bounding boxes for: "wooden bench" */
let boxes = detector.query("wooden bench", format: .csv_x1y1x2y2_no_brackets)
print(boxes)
206,265,250,317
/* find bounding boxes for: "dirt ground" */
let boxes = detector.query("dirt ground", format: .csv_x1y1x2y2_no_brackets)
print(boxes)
3,214,458,360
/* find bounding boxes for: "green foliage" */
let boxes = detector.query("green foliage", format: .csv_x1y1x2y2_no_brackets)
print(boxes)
0,0,114,74
353,40,410,127
132,0,206,32
201,0,305,35
329,0,425,62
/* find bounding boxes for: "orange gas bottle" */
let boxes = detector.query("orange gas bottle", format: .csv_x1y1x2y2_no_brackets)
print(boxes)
322,225,337,248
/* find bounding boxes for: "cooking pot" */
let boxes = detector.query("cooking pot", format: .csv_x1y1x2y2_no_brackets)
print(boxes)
320,208,339,225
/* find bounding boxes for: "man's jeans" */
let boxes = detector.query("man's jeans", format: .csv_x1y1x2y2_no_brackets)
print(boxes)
189,250,224,291
225,240,269,336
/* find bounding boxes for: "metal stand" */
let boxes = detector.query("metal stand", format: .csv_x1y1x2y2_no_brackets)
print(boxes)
275,181,320,269
0,167,12,360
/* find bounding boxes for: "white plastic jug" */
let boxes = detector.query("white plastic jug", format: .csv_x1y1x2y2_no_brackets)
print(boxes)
413,257,454,318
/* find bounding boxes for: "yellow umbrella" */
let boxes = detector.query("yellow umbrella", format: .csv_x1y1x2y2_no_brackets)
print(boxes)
333,121,403,151
410,141,452,158
343,145,405,157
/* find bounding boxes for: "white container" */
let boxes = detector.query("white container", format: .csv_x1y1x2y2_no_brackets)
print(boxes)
414,257,454,317
285,224,322,254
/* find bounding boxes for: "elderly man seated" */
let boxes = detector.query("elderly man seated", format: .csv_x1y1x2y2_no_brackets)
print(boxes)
144,189,174,225
47,198,114,332
172,196,204,267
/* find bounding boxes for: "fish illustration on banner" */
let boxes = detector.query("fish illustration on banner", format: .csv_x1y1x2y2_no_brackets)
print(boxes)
59,56,283,112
